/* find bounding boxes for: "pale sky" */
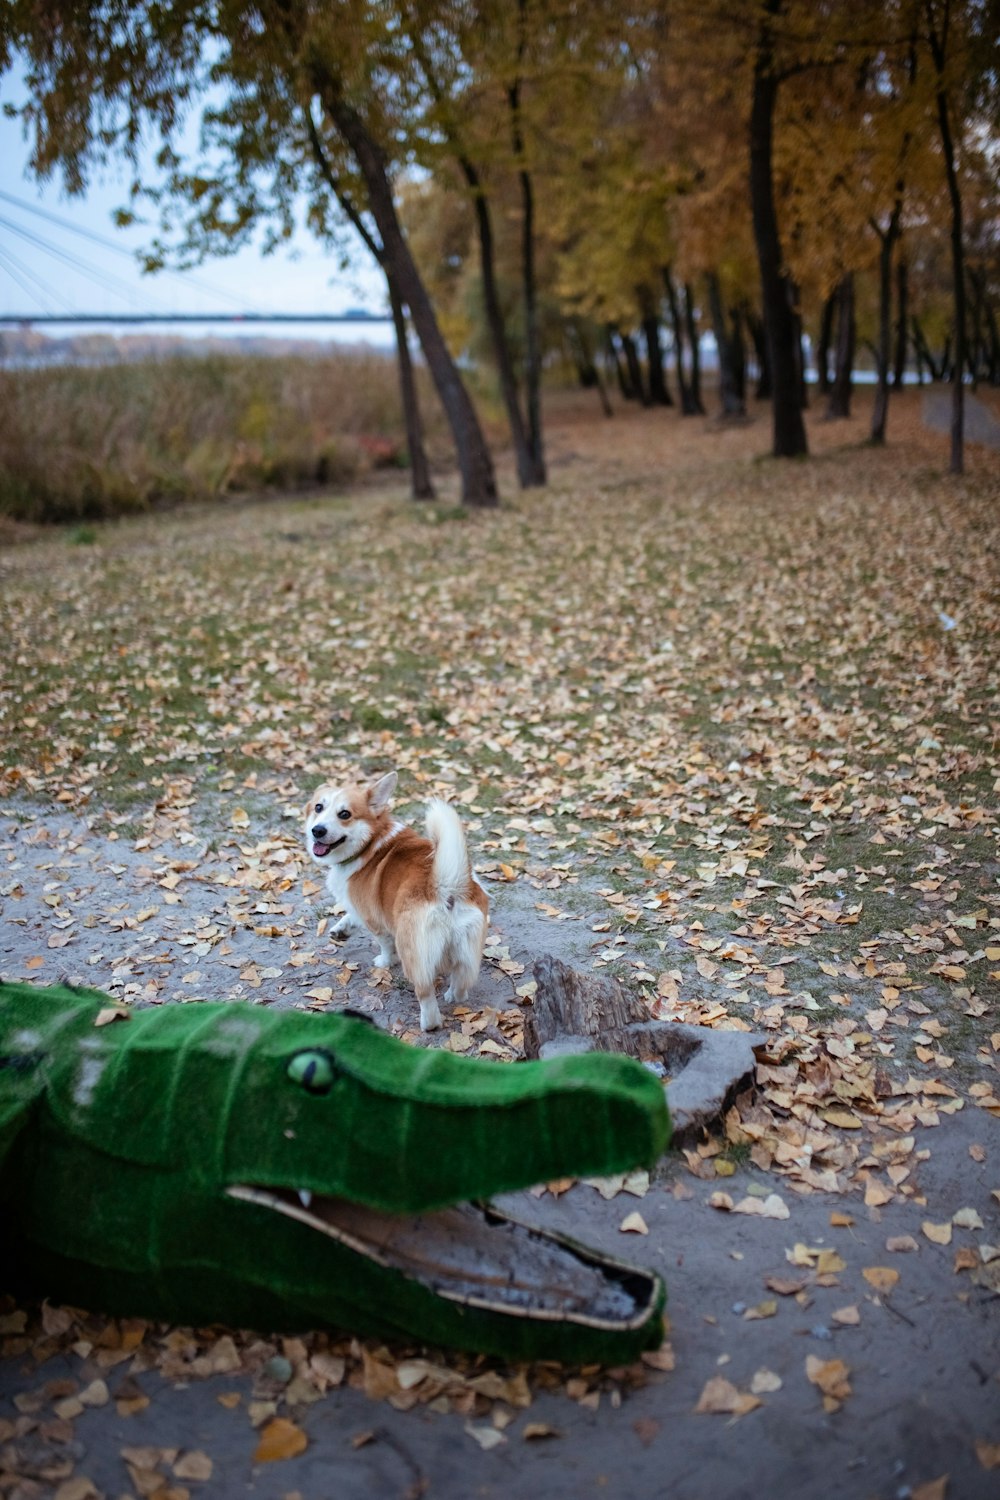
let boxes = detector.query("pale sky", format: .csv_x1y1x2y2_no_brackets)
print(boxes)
0,78,393,345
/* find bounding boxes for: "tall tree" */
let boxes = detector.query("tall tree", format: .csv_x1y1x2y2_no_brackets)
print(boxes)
306,115,435,499
826,273,856,419
748,1,809,457
922,0,967,474
403,1,545,487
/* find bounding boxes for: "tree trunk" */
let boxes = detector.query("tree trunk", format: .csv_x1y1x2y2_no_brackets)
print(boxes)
318,84,497,506
621,331,649,406
893,256,909,387
407,30,535,487
985,299,1000,385
912,316,939,381
567,321,594,385
731,307,747,405
304,113,433,501
746,308,772,398
748,8,808,457
791,280,809,408
468,180,539,488
388,281,435,498
641,308,671,405
663,267,696,413
928,21,965,474
706,271,746,417
871,207,901,445
968,269,985,385
507,19,546,486
568,320,613,415
684,283,706,413
517,157,545,479
816,291,835,394
911,317,926,383
607,326,634,399
826,274,855,419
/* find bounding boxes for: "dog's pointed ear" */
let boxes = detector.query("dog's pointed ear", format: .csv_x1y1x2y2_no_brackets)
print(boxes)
368,770,397,813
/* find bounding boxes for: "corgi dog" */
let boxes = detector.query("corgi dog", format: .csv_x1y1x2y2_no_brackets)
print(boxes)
306,770,489,1031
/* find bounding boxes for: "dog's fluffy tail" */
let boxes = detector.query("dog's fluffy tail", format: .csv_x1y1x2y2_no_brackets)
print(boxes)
425,799,470,905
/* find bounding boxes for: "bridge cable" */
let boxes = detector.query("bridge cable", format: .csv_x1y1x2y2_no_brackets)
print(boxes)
0,188,263,313
0,212,176,311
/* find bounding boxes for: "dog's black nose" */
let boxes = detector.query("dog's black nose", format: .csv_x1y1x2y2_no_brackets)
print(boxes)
312,824,327,840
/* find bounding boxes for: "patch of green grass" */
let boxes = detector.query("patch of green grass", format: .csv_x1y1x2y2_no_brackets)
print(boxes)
719,1139,754,1167
353,706,407,734
418,504,471,526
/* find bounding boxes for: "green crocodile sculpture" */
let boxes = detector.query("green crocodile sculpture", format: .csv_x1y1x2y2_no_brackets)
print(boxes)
0,981,670,1364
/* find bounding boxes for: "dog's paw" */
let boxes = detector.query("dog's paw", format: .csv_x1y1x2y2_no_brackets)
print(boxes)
330,915,354,938
420,998,444,1031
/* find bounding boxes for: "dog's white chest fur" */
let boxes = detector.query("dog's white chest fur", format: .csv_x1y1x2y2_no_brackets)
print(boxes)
323,863,365,937
324,861,352,910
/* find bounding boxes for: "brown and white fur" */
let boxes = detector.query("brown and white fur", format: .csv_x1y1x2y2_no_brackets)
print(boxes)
306,770,488,1031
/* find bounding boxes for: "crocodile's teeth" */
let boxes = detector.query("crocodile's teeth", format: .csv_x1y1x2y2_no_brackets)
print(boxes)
298,1189,313,1210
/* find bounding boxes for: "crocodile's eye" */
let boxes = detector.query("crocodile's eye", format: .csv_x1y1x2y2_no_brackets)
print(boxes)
287,1049,338,1095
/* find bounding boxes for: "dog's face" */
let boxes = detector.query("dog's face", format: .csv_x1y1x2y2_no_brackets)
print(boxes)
305,771,397,866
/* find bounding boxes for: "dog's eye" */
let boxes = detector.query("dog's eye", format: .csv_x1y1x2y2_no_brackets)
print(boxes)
287,1049,339,1095
314,802,323,814
337,809,351,822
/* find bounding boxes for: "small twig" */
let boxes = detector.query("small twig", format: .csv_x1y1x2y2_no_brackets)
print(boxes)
880,1295,916,1329
370,1426,429,1499
483,953,521,1001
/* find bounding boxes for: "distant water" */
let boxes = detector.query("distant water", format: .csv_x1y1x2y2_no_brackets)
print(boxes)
0,317,398,368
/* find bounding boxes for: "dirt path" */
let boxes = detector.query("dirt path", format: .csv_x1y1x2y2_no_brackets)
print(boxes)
922,388,1000,449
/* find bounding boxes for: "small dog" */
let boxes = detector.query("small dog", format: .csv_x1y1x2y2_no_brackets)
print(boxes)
306,770,488,1031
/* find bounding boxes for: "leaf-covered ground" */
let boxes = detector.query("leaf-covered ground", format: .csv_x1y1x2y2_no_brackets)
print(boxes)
1,388,999,1497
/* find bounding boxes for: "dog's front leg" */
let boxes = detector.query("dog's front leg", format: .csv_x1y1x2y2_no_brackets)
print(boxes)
329,910,357,939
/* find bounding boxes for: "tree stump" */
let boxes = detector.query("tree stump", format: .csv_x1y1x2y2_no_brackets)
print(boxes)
525,956,764,1145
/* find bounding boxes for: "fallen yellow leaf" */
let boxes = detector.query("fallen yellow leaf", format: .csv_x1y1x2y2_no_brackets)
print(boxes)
862,1266,900,1293
910,1477,948,1500
976,1441,1000,1470
94,1007,130,1027
253,1417,308,1463
619,1211,649,1235
805,1356,852,1410
816,1250,846,1275
695,1377,761,1417
173,1450,213,1481
743,1299,778,1321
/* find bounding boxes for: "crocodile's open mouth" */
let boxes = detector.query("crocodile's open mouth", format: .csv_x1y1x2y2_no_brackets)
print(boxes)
227,1186,658,1330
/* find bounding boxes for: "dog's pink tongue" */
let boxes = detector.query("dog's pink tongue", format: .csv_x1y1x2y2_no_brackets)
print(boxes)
313,840,331,858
